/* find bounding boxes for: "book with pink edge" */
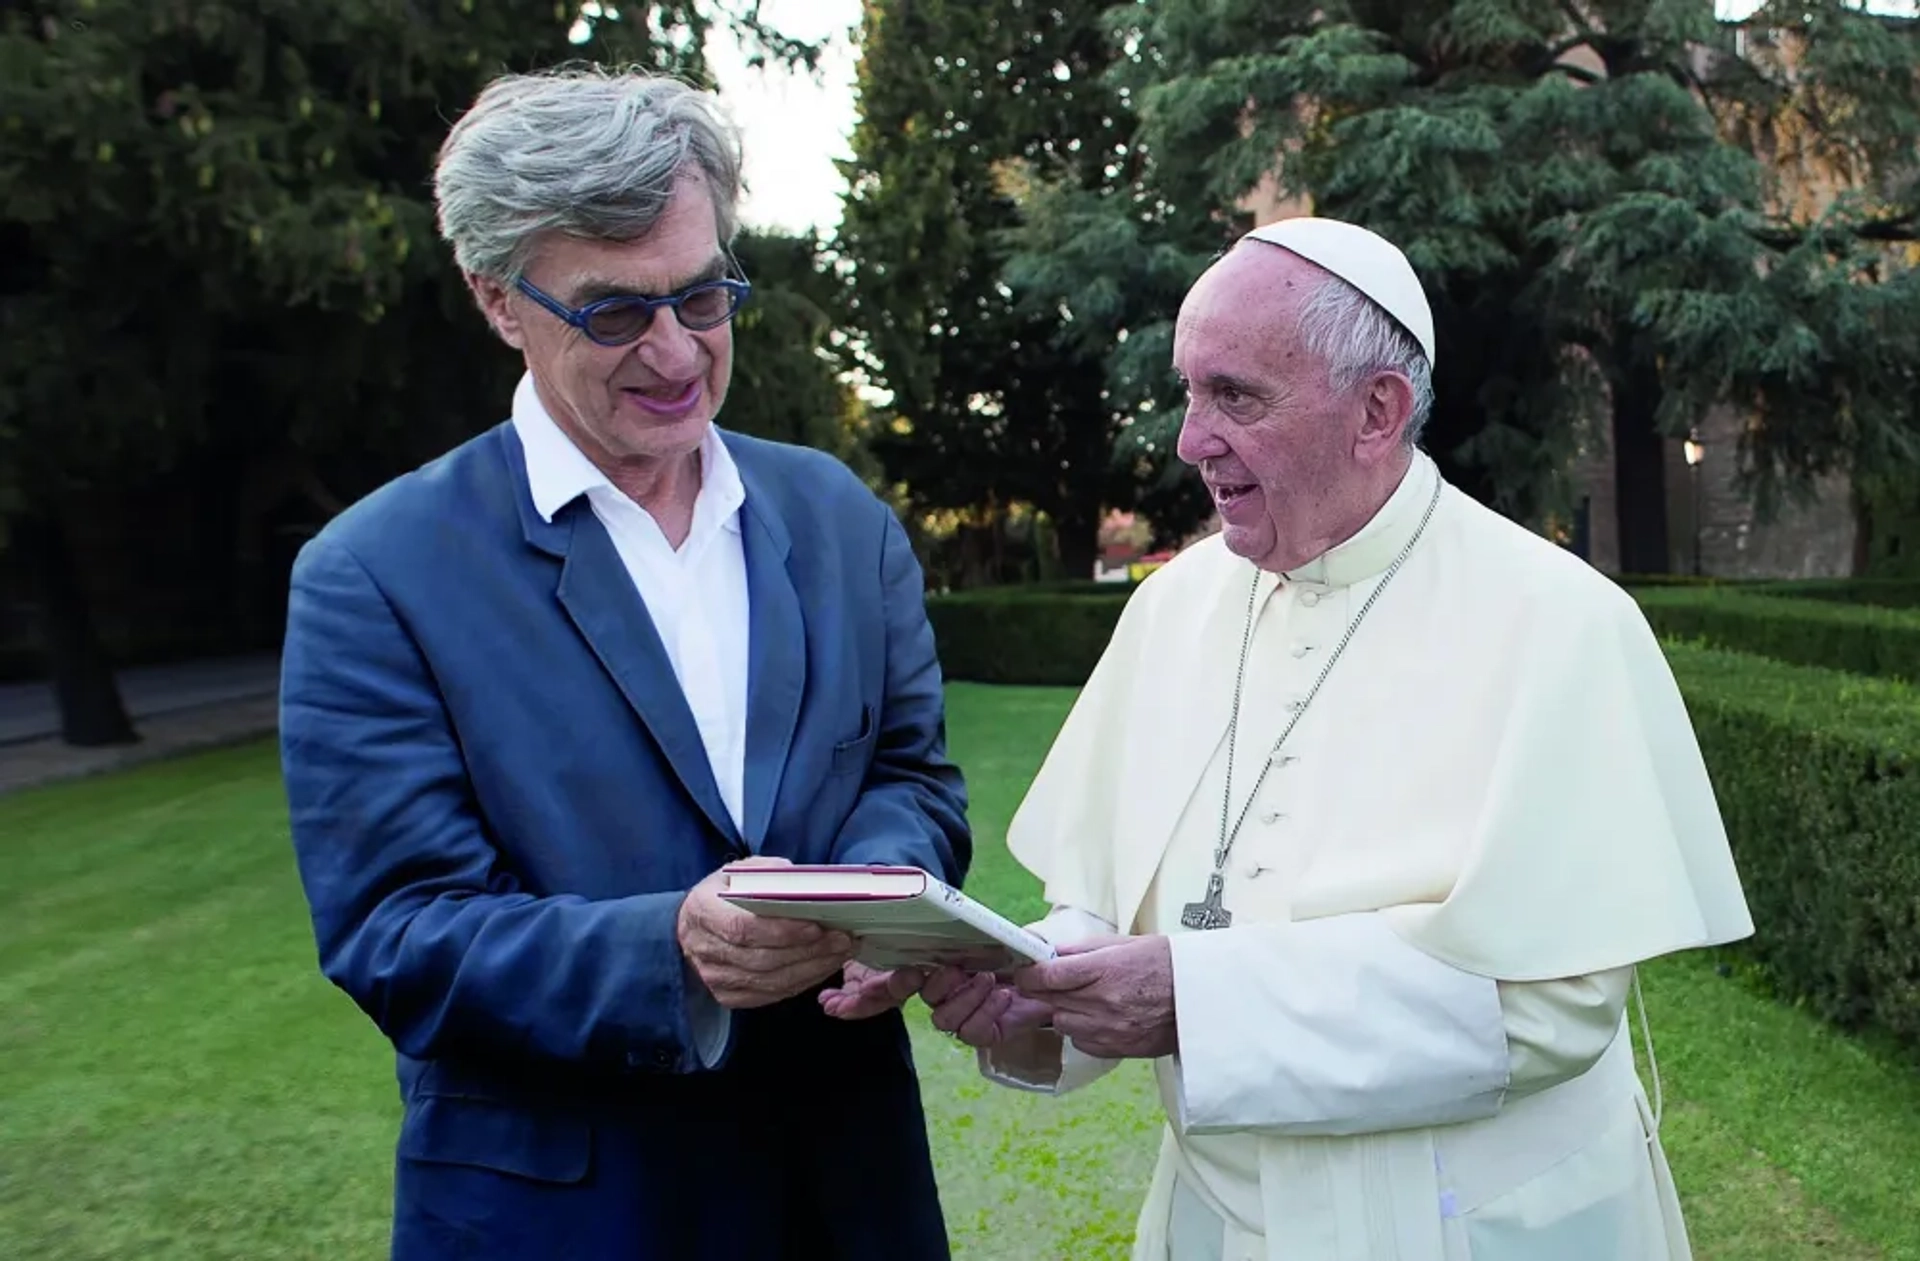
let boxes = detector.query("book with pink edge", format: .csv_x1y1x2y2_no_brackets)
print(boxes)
718,863,1057,972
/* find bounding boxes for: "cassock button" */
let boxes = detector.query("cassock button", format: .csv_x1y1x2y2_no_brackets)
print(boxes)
1300,590,1321,607
1240,857,1265,879
1291,644,1311,658
1260,808,1285,825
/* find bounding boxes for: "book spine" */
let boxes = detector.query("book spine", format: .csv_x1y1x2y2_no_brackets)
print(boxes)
926,879,1056,962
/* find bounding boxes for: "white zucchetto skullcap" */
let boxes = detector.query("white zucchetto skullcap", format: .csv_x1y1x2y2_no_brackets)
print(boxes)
1242,217,1436,369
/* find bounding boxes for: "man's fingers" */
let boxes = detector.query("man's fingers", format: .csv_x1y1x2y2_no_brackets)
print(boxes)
1052,934,1130,957
709,949,850,1009
956,986,1014,1046
927,972,994,1034
1012,955,1099,996
820,965,923,1021
918,965,972,1006
710,934,857,976
819,983,887,1020
1000,992,1056,1035
885,967,930,1004
691,896,853,955
757,952,855,1003
705,899,843,950
1054,1010,1107,1048
820,991,879,1020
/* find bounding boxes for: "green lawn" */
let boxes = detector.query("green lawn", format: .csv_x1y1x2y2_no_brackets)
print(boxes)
2,682,1917,1259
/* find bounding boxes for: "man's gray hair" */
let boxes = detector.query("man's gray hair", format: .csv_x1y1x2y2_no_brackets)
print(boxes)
434,65,744,283
1297,275,1436,447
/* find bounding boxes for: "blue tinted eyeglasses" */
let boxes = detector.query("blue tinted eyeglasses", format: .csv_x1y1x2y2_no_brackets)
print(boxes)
514,275,752,346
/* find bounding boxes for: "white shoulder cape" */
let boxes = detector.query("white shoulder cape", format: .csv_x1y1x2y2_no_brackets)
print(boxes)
1006,484,1753,981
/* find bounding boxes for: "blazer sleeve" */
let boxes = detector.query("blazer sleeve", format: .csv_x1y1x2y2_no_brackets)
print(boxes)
280,535,707,1075
826,508,971,885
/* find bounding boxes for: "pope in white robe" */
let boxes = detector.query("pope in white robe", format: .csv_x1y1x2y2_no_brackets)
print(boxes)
897,218,1755,1261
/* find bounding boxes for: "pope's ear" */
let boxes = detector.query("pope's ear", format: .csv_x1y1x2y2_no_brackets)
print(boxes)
1355,369,1416,461
467,272,529,350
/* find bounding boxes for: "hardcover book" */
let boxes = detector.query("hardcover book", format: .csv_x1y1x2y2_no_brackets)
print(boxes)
719,864,1056,972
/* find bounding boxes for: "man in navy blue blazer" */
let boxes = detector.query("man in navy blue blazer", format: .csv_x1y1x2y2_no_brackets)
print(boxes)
279,66,970,1260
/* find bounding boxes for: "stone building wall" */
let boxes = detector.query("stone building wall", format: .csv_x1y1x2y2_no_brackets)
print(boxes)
1563,404,1856,579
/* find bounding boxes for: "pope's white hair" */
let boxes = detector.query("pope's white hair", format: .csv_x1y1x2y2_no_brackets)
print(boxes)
1297,275,1436,447
433,65,744,283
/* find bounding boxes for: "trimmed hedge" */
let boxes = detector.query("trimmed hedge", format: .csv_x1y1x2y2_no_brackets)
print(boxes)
933,582,1920,686
928,589,1920,1049
1634,588,1920,683
1666,644,1920,1047
927,590,1128,686
1613,573,1749,590
1745,578,1920,610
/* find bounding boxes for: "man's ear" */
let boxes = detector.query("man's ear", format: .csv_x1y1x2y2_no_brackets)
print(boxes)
467,272,528,350
1355,370,1416,463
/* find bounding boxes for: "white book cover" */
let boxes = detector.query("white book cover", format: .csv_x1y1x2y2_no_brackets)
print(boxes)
718,864,1056,972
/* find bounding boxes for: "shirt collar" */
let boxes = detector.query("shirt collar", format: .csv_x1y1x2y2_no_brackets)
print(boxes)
1282,450,1441,589
510,371,744,537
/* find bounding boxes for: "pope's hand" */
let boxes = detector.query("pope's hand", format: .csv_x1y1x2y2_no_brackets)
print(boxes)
818,961,929,1020
1012,933,1177,1059
920,966,1055,1046
678,858,857,1009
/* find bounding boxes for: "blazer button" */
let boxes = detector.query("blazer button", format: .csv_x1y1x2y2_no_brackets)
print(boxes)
627,1047,676,1071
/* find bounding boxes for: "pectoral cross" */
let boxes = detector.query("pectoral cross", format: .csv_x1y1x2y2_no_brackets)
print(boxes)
1180,871,1233,930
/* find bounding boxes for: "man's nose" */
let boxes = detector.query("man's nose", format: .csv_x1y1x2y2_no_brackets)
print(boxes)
1175,409,1225,467
634,311,702,379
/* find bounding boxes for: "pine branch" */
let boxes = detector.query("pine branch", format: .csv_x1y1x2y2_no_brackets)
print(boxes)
1855,215,1919,243
1557,0,1598,43
1554,61,1604,85
1749,212,1920,248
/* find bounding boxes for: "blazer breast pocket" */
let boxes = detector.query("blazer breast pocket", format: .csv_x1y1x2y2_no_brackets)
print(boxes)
831,704,877,776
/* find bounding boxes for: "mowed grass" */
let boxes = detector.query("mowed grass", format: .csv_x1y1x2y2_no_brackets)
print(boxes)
1,682,1917,1259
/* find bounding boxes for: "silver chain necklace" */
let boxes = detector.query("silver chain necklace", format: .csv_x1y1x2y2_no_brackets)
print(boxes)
1180,474,1444,931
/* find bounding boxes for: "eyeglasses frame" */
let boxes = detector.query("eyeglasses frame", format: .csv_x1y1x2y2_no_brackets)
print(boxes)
513,272,753,346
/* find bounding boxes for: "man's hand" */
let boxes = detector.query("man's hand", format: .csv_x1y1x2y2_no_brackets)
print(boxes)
1012,934,1177,1059
819,961,928,1020
921,966,1056,1047
678,858,857,1009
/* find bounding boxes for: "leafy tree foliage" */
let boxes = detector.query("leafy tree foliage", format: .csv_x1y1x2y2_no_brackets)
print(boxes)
726,229,877,477
1018,0,1920,572
839,0,1210,580
0,0,818,742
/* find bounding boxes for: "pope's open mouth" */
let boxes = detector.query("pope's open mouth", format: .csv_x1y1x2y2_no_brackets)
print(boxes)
1213,483,1257,511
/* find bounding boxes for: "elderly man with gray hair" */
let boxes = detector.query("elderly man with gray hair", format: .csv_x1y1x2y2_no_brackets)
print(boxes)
888,219,1755,1260
278,66,969,1260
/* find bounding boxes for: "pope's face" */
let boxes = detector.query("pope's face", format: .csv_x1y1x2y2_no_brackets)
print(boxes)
1172,244,1404,572
468,173,735,478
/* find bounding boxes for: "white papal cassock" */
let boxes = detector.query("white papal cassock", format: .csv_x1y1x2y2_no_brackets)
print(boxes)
980,451,1754,1261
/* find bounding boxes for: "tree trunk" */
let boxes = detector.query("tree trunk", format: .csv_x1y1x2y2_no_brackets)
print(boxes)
17,509,138,746
1611,355,1672,576
1851,481,1875,577
1052,503,1100,583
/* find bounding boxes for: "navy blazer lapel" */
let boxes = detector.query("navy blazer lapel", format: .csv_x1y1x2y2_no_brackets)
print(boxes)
552,506,742,846
735,444,806,851
496,422,741,847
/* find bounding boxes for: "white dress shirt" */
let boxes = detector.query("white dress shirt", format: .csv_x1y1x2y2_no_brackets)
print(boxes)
511,373,750,831
511,373,745,1065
